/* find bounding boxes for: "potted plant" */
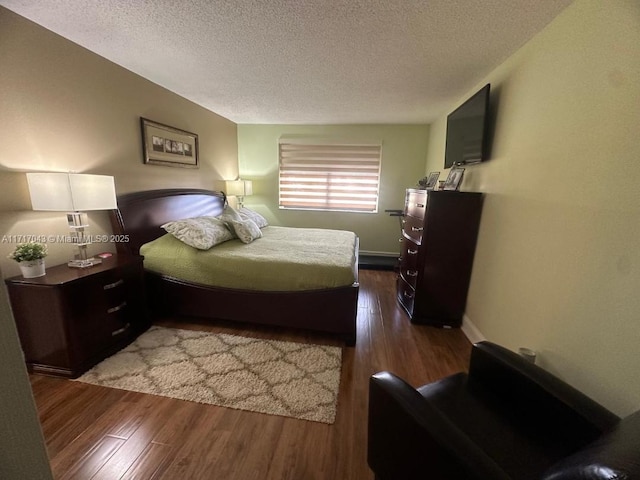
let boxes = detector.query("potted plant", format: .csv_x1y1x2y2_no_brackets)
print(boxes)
8,242,48,278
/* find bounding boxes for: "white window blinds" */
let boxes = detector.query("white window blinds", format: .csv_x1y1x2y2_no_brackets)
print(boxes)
278,139,382,213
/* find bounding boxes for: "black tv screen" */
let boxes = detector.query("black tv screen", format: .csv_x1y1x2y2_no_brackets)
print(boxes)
444,84,490,169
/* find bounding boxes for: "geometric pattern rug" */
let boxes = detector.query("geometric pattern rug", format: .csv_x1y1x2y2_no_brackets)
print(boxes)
75,326,343,424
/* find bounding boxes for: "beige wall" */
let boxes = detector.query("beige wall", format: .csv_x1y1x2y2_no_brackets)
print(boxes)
0,7,238,277
238,124,430,254
425,0,640,416
0,7,238,470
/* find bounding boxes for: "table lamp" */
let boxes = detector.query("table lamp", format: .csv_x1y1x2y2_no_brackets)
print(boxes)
225,179,253,208
26,172,117,268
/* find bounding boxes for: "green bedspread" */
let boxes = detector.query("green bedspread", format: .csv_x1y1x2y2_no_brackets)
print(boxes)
140,226,358,291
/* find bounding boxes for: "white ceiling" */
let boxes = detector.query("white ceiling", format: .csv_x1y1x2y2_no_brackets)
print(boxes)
1,0,573,124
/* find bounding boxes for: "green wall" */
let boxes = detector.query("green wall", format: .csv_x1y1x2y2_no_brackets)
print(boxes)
238,124,430,255
426,0,640,416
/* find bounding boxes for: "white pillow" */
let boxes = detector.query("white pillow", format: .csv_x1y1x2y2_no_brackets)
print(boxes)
161,216,233,250
239,207,268,228
225,218,262,244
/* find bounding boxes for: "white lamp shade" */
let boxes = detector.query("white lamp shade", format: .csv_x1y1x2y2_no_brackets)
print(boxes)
225,179,253,197
243,180,253,196
26,173,73,211
225,180,244,196
26,173,117,211
68,174,117,210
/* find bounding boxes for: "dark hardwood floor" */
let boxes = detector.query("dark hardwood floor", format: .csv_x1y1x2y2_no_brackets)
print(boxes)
30,270,472,479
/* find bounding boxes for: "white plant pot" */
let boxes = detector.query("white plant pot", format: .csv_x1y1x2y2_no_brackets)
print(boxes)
19,258,46,278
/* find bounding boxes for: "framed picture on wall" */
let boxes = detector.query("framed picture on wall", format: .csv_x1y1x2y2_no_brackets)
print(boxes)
140,117,199,168
443,167,465,191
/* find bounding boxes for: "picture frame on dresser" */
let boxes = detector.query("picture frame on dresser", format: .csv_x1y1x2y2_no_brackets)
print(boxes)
443,167,465,191
423,172,440,190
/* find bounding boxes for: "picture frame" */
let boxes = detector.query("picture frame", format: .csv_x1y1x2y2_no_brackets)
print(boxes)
424,172,440,190
443,167,465,191
140,117,199,168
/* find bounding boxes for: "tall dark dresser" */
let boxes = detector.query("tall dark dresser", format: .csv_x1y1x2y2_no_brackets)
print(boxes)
396,189,483,327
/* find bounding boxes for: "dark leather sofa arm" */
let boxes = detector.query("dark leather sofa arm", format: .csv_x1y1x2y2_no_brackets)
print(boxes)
368,371,512,480
541,409,640,480
468,342,619,441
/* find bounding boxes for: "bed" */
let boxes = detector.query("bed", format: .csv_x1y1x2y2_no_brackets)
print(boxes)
109,188,359,345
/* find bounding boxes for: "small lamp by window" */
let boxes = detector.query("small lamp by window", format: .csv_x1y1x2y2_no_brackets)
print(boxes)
224,179,253,208
26,172,117,268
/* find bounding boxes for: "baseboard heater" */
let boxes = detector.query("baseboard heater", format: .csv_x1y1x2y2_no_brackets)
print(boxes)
359,252,398,271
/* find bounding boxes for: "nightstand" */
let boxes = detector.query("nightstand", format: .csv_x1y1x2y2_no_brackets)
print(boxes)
5,254,150,378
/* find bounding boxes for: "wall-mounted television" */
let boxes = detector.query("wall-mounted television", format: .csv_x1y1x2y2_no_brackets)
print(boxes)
444,84,491,169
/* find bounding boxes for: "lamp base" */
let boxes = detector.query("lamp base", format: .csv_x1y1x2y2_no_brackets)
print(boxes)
67,257,102,268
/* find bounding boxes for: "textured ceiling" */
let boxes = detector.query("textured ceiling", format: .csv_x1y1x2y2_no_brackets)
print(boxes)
1,0,573,124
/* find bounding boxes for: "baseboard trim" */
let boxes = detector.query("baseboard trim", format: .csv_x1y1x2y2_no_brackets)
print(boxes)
358,250,398,257
359,253,397,271
461,314,486,345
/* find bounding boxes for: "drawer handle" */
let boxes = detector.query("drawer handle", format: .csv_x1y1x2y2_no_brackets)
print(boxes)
398,237,404,243
415,203,424,208
411,226,424,232
103,279,125,290
111,323,130,336
403,291,414,299
407,270,418,277
408,249,418,255
107,301,127,314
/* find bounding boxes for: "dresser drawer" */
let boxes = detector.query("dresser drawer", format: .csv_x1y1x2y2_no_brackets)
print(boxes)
399,239,419,286
402,215,425,245
405,190,427,220
396,276,415,315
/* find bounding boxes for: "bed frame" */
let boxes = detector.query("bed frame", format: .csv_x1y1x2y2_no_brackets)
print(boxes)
109,188,359,345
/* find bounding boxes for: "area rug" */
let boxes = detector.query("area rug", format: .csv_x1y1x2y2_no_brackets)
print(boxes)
75,326,343,424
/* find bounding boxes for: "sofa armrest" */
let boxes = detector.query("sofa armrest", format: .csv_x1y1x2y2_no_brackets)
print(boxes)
468,342,619,440
368,371,512,480
541,409,640,480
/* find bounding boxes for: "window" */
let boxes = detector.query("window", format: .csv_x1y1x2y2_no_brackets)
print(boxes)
278,138,382,213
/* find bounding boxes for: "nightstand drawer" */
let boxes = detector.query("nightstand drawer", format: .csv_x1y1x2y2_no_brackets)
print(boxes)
73,306,130,363
101,271,135,310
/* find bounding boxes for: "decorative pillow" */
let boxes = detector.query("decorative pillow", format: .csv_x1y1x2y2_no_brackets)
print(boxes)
225,218,262,244
161,216,233,250
219,205,243,223
239,207,268,228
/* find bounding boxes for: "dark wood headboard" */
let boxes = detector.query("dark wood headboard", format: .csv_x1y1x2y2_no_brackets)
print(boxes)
109,189,227,255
